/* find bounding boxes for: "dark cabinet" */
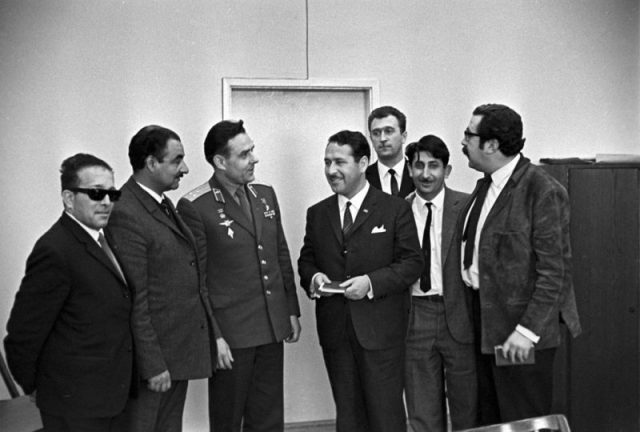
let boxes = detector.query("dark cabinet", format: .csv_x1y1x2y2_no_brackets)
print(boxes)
543,163,640,432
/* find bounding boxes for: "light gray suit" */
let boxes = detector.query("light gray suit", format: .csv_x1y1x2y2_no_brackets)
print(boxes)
404,187,477,432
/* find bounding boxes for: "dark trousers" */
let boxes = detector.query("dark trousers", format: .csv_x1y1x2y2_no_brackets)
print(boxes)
405,298,477,432
209,342,284,432
322,314,405,432
472,290,556,425
41,410,127,432
124,380,188,432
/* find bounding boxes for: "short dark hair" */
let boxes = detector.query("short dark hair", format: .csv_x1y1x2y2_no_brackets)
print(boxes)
328,130,371,162
472,104,525,156
405,135,450,166
128,125,181,171
368,106,407,133
204,120,246,165
60,153,112,191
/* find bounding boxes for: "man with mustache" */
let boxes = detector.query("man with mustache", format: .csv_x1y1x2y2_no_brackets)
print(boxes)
404,136,477,431
178,120,300,432
108,125,216,432
460,104,581,423
366,106,415,198
5,153,133,432
298,130,423,432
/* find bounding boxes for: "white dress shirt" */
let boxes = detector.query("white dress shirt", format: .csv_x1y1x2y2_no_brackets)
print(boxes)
410,188,445,297
376,159,405,195
461,154,539,343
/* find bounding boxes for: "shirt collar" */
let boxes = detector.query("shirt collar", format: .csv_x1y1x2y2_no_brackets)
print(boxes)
136,181,164,204
213,171,243,198
490,154,521,188
338,182,370,211
380,159,405,177
65,211,102,243
414,186,445,209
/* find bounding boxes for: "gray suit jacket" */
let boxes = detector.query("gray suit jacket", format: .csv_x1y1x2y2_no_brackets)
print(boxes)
406,187,474,344
107,177,215,381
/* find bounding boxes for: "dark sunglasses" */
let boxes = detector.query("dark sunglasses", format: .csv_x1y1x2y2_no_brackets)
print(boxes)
69,188,122,202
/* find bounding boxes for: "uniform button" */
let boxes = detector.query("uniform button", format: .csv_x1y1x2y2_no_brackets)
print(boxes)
346,275,351,279
263,275,269,281
190,261,196,266
342,249,348,256
266,290,272,295
258,244,263,250
261,260,267,265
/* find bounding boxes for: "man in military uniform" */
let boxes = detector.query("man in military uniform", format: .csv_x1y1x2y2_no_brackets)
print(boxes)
177,120,301,432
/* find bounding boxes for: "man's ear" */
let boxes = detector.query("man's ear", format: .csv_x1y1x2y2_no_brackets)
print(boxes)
144,155,157,172
359,155,369,172
61,190,74,211
483,138,500,154
213,154,226,171
445,164,452,178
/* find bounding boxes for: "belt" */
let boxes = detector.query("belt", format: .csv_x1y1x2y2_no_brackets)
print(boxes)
412,295,444,302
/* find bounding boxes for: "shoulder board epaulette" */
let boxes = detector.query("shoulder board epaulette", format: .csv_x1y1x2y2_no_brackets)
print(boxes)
182,183,210,202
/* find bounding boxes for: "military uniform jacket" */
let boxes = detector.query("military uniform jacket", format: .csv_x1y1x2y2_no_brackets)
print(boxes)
178,176,300,349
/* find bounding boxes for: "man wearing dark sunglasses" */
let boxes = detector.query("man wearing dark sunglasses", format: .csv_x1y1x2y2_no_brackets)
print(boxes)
5,153,134,431
107,125,216,432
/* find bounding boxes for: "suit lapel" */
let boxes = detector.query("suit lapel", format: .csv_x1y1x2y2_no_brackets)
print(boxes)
126,178,188,241
484,156,530,224
441,188,461,267
60,213,127,287
210,177,255,237
344,188,375,238
400,161,414,197
325,196,343,244
247,185,263,241
367,162,382,190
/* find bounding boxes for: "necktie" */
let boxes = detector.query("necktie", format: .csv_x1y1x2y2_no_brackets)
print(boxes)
420,202,433,292
342,201,353,234
388,168,399,196
160,197,177,225
235,187,252,221
463,177,491,269
98,233,126,282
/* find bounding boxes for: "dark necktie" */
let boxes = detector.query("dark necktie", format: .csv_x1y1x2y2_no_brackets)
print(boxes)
235,186,252,221
160,197,176,224
98,232,126,282
388,168,399,196
420,202,433,292
342,201,353,234
463,177,491,269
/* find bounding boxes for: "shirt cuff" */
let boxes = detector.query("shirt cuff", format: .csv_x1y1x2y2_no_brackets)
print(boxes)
365,275,374,299
516,324,540,344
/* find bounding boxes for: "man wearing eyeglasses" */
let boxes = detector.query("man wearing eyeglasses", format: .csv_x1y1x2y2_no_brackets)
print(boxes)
5,153,133,431
460,104,581,424
107,126,215,432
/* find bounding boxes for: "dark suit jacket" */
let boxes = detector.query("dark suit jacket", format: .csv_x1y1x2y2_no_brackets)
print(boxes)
107,177,214,381
298,186,423,350
4,213,133,418
462,156,582,353
177,177,300,349
406,187,474,344
366,160,415,198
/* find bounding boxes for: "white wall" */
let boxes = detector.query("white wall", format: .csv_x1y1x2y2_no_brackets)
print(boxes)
1,0,638,428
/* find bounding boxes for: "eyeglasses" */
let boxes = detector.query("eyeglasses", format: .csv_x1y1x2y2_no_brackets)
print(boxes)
463,129,482,141
69,188,122,202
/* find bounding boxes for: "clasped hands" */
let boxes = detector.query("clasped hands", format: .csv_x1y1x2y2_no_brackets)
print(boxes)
311,273,370,301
